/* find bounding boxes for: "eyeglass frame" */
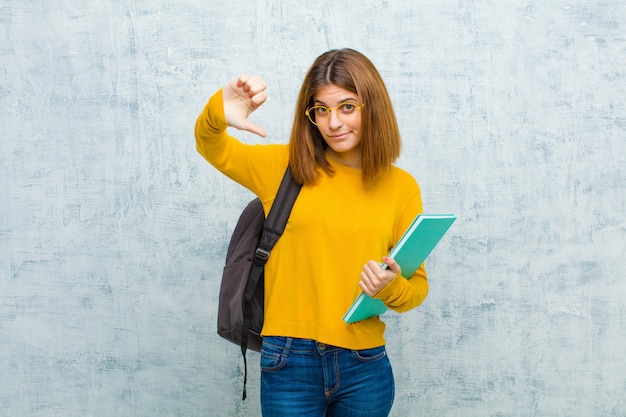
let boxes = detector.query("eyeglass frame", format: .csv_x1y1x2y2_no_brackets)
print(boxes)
304,102,366,126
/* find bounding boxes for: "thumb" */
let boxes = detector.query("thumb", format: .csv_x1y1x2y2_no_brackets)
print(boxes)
383,256,401,275
239,120,267,138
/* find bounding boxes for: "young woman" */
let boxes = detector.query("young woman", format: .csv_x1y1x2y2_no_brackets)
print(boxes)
195,48,428,417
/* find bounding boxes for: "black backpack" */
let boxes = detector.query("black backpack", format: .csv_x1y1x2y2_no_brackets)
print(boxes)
216,165,301,399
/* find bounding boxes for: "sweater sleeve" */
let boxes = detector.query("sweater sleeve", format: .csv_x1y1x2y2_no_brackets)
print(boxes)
376,266,428,313
194,88,238,173
374,189,429,313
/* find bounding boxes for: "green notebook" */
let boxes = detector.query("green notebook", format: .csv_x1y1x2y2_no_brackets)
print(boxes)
342,213,457,324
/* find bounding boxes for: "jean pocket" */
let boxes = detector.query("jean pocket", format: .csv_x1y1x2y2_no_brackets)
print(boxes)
260,338,288,372
351,346,387,362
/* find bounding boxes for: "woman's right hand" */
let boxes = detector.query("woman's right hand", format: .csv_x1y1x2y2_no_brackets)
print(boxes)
222,74,268,137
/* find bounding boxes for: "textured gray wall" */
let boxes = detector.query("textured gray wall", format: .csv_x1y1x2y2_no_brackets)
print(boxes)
1,1,625,416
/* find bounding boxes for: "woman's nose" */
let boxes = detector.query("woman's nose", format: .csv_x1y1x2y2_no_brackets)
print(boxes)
327,109,343,128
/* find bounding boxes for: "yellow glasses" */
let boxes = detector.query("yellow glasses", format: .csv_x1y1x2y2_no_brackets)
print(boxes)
305,102,365,126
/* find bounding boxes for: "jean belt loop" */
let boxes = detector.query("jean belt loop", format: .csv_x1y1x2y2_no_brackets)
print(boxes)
284,337,293,356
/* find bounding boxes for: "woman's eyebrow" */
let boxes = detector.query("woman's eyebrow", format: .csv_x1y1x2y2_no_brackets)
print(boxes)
313,97,358,105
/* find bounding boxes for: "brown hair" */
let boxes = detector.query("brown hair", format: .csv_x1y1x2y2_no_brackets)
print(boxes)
288,48,402,186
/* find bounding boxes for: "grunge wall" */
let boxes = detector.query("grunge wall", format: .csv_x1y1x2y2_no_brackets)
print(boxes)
1,1,625,416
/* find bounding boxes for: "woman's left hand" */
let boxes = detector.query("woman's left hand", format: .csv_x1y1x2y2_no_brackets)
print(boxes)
358,256,401,297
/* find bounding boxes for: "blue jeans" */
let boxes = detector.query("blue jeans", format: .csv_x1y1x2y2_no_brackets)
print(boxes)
260,337,395,417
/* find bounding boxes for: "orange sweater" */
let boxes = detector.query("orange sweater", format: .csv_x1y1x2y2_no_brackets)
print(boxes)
195,90,428,349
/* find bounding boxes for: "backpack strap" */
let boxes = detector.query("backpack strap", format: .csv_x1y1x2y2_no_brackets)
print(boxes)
240,164,301,399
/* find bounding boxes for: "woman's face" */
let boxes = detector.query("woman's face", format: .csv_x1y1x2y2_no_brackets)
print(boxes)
311,84,364,168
